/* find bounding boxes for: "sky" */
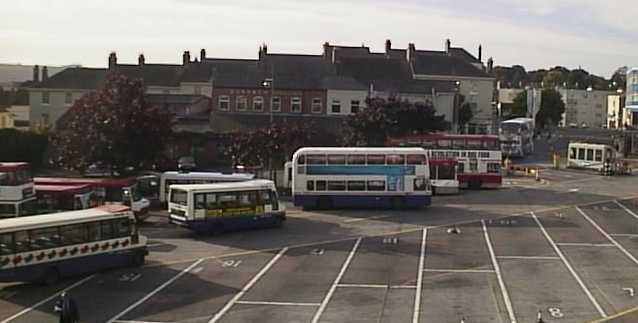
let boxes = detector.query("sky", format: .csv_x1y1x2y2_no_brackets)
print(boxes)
1,0,636,77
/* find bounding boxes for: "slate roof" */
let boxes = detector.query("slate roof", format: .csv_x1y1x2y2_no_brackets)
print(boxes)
33,68,108,90
262,54,336,90
115,64,183,87
412,51,490,78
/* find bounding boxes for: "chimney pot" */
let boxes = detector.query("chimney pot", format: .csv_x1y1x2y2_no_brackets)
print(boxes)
385,39,392,54
183,51,191,65
323,42,331,59
108,52,117,69
138,54,145,66
33,65,40,83
445,39,451,54
41,66,48,81
200,48,206,62
478,45,482,62
407,43,416,63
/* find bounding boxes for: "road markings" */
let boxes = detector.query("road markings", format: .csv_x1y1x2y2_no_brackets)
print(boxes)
482,220,517,323
112,320,174,323
107,259,204,323
344,214,393,223
423,268,496,273
623,288,635,297
0,275,96,323
497,256,561,260
610,234,638,238
556,243,615,247
531,212,607,318
413,228,427,323
235,300,320,306
311,238,361,323
615,200,638,220
576,207,638,266
208,248,288,323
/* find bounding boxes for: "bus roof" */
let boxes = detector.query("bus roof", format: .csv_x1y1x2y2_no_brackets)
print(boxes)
0,162,29,172
34,177,135,187
169,179,275,192
35,184,93,194
161,171,254,180
294,147,427,155
0,205,132,233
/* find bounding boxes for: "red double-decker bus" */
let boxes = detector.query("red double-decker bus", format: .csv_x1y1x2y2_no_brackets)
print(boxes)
0,162,36,217
386,133,503,189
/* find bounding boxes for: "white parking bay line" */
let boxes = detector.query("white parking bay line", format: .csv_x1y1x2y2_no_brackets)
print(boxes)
576,207,638,266
107,259,205,323
311,238,362,323
235,300,320,307
482,220,517,323
422,268,496,273
615,200,638,220
531,212,607,318
112,320,174,323
497,256,561,260
0,274,95,323
336,283,418,289
208,247,288,323
556,243,615,247
413,228,427,323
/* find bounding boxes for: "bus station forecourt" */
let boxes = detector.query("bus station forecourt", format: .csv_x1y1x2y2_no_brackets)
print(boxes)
2,150,638,321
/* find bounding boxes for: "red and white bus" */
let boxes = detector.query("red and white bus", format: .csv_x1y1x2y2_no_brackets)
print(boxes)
386,133,503,189
35,184,98,212
0,162,36,218
34,177,150,220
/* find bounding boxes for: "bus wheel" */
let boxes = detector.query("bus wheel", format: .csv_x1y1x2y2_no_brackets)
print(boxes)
318,197,332,210
131,253,145,267
41,268,60,286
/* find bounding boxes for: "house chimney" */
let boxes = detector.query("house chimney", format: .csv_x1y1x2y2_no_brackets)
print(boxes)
478,44,482,62
332,47,337,64
407,43,416,63
200,48,206,62
445,39,451,55
182,51,190,65
259,43,268,60
138,54,145,66
385,39,392,55
323,42,331,59
487,57,494,73
33,65,40,83
42,66,48,81
108,52,117,69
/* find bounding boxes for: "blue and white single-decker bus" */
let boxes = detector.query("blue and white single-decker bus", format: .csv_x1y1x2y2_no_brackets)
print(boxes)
0,205,148,285
292,147,432,209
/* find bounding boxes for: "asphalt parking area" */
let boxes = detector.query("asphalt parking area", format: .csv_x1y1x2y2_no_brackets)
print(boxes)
2,198,638,323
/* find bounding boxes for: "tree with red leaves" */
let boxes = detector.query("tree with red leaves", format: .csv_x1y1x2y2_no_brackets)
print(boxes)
226,123,314,168
50,73,174,174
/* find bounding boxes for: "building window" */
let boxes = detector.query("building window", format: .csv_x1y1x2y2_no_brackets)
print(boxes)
311,98,322,113
42,92,49,105
194,86,201,95
218,95,230,111
271,97,281,112
331,99,341,113
64,92,72,105
253,96,264,111
291,97,301,113
351,100,361,114
236,96,247,111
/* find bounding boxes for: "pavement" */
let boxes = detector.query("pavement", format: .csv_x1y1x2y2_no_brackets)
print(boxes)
1,169,638,323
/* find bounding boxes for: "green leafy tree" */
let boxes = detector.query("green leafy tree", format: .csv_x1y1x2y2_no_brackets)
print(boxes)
458,103,473,127
343,98,449,146
535,89,565,129
50,73,174,174
510,91,527,118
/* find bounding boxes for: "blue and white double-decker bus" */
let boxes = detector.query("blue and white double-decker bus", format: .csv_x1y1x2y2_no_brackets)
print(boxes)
292,147,432,209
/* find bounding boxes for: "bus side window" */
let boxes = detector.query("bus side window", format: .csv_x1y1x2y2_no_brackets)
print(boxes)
60,224,86,245
218,192,239,208
87,222,102,242
101,221,114,240
595,150,603,162
0,233,14,255
206,193,217,209
195,193,206,210
259,190,272,205
237,191,256,207
570,148,576,159
578,148,586,160
14,231,30,253
414,177,426,191
113,219,131,238
306,181,315,191
29,227,60,250
457,163,465,174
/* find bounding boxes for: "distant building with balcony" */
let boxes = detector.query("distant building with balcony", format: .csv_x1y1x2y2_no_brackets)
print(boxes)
558,88,614,128
607,93,626,129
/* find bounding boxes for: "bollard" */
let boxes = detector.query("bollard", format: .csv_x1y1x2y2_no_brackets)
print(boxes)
535,168,541,182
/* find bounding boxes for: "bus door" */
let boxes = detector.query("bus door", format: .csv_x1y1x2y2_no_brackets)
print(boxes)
193,193,207,220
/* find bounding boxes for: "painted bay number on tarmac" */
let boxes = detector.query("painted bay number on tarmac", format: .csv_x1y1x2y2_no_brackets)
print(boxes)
119,273,141,282
623,287,635,297
222,260,242,268
311,248,324,255
548,307,564,318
